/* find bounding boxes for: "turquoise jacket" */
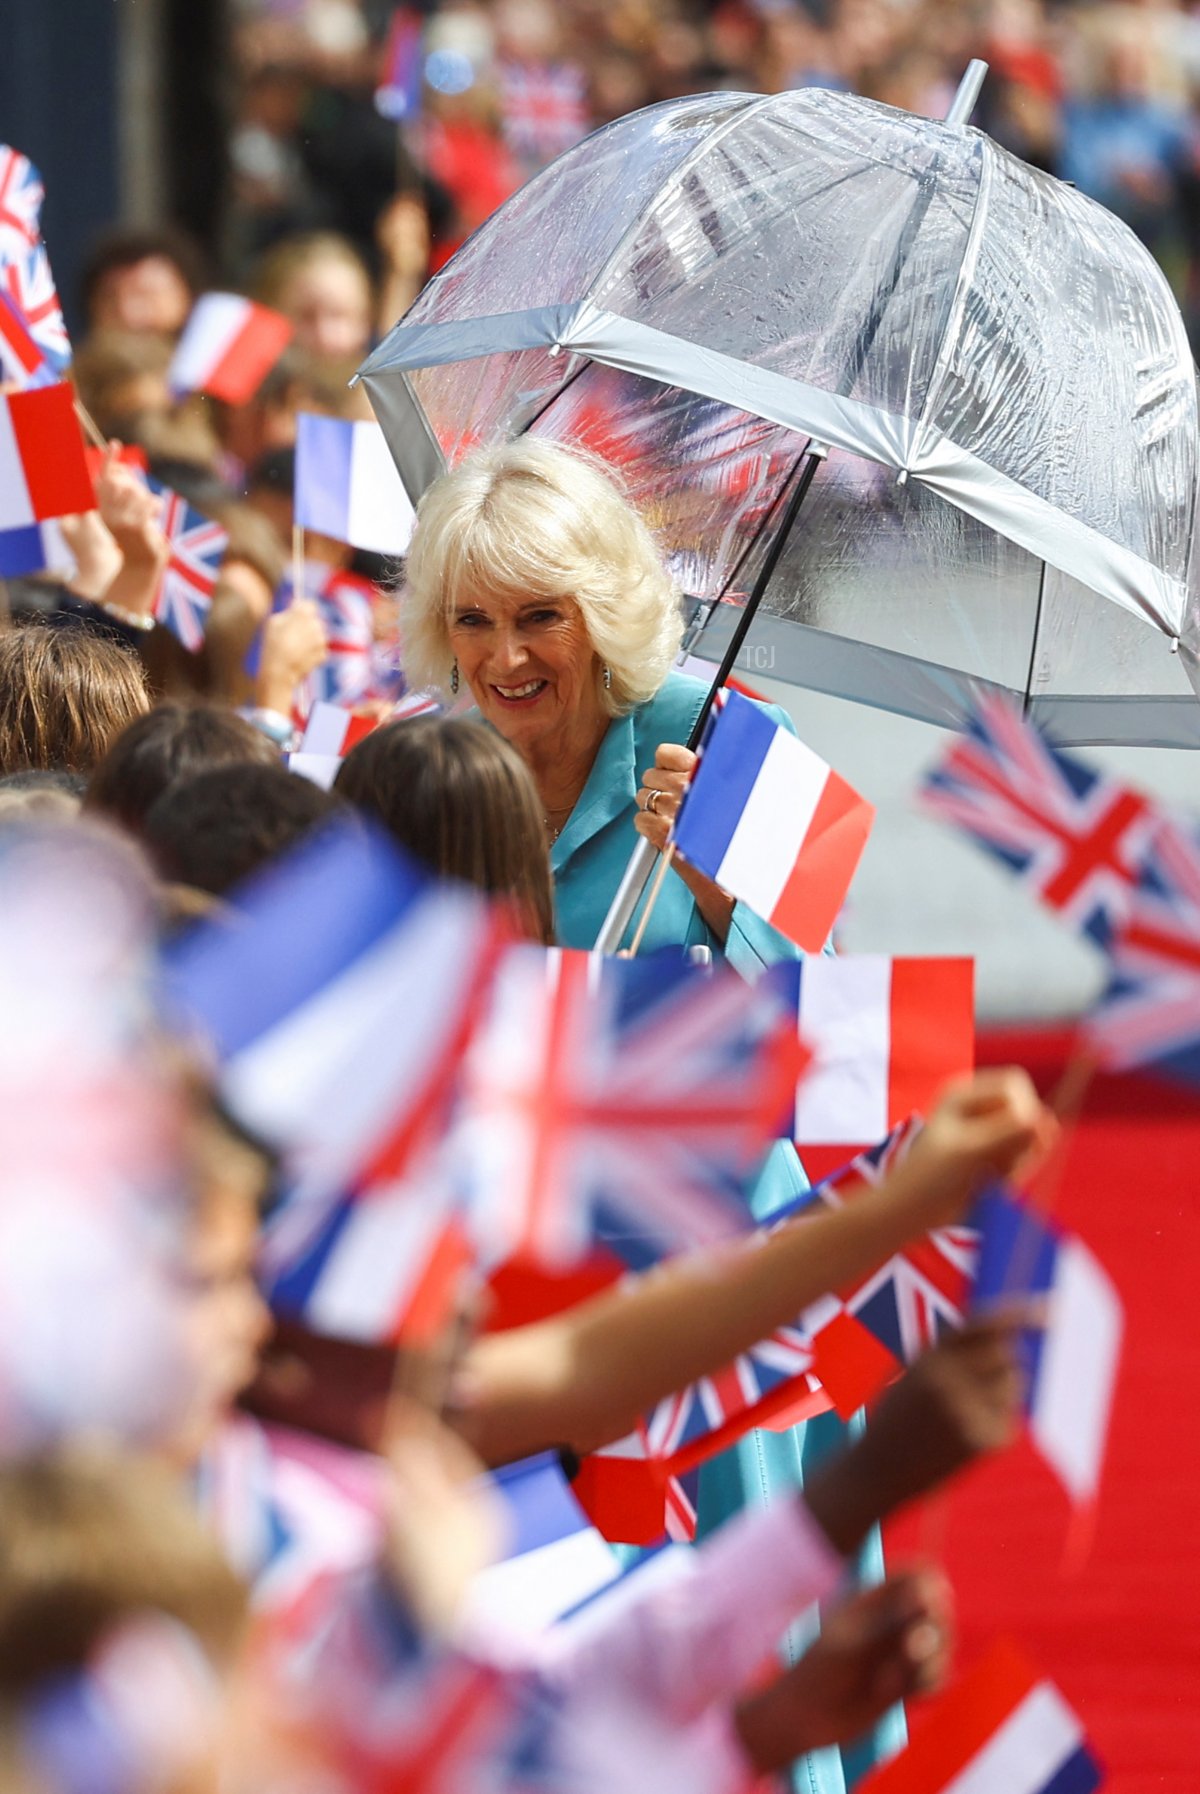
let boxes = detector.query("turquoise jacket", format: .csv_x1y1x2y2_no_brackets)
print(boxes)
550,670,902,1791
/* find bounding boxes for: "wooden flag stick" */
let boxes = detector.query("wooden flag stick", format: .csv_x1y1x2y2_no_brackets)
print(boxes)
626,843,676,958
73,397,108,451
292,522,305,606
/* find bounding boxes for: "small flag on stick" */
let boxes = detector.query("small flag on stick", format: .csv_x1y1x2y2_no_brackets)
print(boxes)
672,689,874,952
971,1186,1121,1506
856,1638,1103,1794
295,412,416,557
921,691,1153,947
0,384,92,531
790,954,974,1147
169,294,292,404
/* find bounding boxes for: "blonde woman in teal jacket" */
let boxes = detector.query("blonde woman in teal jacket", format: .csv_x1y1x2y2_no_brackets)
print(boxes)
401,437,901,1792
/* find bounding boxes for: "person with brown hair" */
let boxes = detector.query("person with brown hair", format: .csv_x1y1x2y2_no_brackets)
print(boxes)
87,702,279,840
334,715,555,944
0,1448,247,1701
0,625,150,778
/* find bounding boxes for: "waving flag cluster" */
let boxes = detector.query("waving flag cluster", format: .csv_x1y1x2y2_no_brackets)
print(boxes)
0,144,70,391
923,693,1200,1087
672,688,875,952
148,478,228,650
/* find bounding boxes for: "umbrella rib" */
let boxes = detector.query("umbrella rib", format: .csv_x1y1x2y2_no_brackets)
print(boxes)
584,89,783,311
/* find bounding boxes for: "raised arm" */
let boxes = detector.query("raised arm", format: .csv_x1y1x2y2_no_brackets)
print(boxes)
456,1068,1053,1464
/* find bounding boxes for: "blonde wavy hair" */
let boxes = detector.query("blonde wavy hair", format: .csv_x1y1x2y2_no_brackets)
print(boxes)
401,439,684,716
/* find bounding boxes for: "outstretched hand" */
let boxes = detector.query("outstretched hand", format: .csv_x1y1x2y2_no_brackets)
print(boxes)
734,1568,954,1770
805,1310,1032,1557
893,1068,1057,1234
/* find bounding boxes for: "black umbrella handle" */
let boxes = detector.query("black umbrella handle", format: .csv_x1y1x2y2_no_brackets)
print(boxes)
592,448,826,954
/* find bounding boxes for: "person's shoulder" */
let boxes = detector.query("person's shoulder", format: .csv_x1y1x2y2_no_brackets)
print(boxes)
634,668,711,743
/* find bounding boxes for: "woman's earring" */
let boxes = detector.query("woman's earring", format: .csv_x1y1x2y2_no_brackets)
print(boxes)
450,661,459,696
602,664,613,691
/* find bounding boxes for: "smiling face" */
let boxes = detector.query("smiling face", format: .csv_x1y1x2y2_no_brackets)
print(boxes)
447,587,607,764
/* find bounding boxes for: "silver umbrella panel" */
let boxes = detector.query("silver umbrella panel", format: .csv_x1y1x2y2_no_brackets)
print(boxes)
359,84,1200,748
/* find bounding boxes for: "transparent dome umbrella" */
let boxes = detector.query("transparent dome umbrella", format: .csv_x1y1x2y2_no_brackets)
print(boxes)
357,79,1200,939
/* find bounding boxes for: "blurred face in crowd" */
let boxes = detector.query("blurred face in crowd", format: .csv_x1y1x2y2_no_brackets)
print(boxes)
282,255,373,363
168,1114,273,1464
447,589,606,765
90,256,193,337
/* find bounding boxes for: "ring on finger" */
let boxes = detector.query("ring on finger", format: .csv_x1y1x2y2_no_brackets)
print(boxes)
646,789,662,817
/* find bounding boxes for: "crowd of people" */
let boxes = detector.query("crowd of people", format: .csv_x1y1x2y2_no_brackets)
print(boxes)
0,413,1061,1794
216,0,1200,339
0,5,1147,1790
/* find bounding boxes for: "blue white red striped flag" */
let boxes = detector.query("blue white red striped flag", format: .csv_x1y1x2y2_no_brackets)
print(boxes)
295,412,415,557
789,953,975,1147
0,384,93,531
672,688,875,952
169,293,291,403
921,691,1153,946
971,1186,1121,1506
856,1638,1102,1794
465,1453,619,1638
148,480,228,650
162,820,504,1210
1085,814,1200,1086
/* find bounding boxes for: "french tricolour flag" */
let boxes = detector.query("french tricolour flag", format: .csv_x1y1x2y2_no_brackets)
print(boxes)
295,412,416,557
672,689,875,953
464,1453,619,1639
971,1188,1122,1507
162,819,502,1208
791,955,974,1147
169,293,292,404
0,384,93,532
858,1638,1102,1794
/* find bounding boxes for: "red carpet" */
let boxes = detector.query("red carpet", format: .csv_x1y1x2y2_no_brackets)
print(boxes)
886,1029,1200,1793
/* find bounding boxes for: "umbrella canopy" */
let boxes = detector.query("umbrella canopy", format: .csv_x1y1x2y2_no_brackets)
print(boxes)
358,86,1200,747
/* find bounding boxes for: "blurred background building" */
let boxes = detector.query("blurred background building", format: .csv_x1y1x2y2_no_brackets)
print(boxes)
7,0,1198,1017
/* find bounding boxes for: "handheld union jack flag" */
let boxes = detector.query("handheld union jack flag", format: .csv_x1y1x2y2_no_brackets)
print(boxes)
148,480,228,650
0,242,70,389
498,60,588,166
797,1118,979,1407
276,561,377,714
456,945,806,1273
920,691,1154,946
0,146,43,258
642,1321,829,1478
1086,815,1200,1085
197,1414,385,1614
